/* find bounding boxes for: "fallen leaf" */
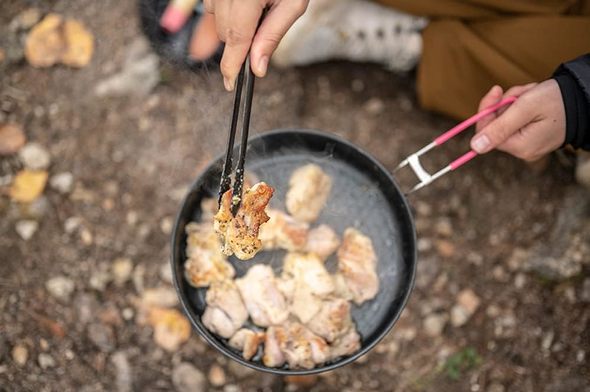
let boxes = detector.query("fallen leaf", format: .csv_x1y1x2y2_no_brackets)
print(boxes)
25,13,93,68
61,19,94,67
0,123,26,155
10,170,48,202
148,307,191,352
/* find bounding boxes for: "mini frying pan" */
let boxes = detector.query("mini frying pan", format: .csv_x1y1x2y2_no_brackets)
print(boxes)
171,129,417,375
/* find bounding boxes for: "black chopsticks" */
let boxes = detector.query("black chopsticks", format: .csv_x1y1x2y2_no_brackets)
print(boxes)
218,56,256,216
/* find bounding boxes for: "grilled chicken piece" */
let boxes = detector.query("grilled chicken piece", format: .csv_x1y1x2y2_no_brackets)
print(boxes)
286,164,332,223
264,322,330,369
329,328,361,360
306,297,354,343
332,273,354,302
283,253,335,323
337,228,379,305
263,326,286,367
184,222,235,288
215,182,274,260
305,224,340,260
235,264,289,327
259,209,309,252
228,328,265,360
202,280,248,338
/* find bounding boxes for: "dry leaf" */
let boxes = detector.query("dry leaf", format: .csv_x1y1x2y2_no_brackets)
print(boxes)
10,170,48,203
148,307,191,351
25,14,65,68
25,13,94,68
61,19,94,67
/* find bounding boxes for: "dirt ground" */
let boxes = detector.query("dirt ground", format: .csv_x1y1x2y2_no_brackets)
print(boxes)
1,1,589,391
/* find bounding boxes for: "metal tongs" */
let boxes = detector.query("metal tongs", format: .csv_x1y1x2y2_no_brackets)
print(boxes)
395,96,517,194
218,57,256,216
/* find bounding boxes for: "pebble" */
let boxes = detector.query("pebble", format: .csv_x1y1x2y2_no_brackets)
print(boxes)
159,262,173,285
80,228,93,245
64,217,82,234
514,273,526,289
9,8,42,31
111,351,133,392
141,287,178,307
417,238,432,252
87,323,116,352
38,353,56,369
160,216,173,235
15,220,39,240
575,151,590,188
0,123,26,155
487,383,505,392
90,268,112,292
19,143,50,170
122,308,134,321
581,278,590,302
363,98,385,114
541,331,554,351
172,363,206,392
435,240,455,258
223,385,240,392
46,276,75,302
208,364,226,387
423,313,448,337
434,218,453,237
227,361,255,379
49,172,74,194
133,264,145,293
451,289,481,327
12,344,28,366
112,258,133,286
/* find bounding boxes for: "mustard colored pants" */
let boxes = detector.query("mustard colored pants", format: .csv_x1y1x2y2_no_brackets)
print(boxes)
377,0,590,119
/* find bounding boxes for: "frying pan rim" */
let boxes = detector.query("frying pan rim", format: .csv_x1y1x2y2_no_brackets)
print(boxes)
171,128,417,375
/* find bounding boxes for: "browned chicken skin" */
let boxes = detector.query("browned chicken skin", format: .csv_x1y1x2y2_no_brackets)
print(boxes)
228,328,265,361
264,322,330,369
215,182,274,260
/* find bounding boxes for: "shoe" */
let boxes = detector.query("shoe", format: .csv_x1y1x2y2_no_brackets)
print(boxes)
138,0,223,71
272,0,427,72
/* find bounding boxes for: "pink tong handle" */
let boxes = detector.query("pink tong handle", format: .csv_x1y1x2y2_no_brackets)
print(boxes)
440,96,517,170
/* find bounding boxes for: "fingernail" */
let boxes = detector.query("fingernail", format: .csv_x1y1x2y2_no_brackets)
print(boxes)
257,56,269,77
471,134,491,153
223,76,234,91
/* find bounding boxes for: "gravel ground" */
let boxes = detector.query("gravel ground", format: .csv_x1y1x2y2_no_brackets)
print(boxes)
1,1,589,391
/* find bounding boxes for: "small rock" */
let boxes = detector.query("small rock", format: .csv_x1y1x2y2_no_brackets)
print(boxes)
111,351,133,392
90,267,112,292
141,287,178,308
112,257,133,286
363,98,384,114
435,240,455,258
434,218,453,237
0,123,26,155
49,172,74,194
149,308,191,351
223,385,240,392
227,361,256,379
208,364,226,387
94,37,160,97
580,278,590,302
133,264,145,293
10,8,42,31
46,276,75,302
15,220,39,240
417,238,432,252
487,383,505,392
575,151,590,188
19,143,50,170
160,216,173,235
451,289,480,327
122,308,134,321
64,216,82,234
172,363,206,392
423,313,448,337
87,323,116,352
80,227,93,245
541,331,554,351
159,263,173,285
38,353,56,369
12,344,28,366
514,273,526,289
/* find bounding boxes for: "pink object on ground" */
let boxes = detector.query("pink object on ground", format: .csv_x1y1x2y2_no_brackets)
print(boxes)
160,6,190,33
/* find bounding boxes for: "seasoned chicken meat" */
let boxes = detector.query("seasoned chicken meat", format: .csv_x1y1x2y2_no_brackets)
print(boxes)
202,280,248,338
305,224,340,260
215,182,274,260
329,328,361,360
228,328,265,360
235,264,289,327
286,164,332,223
184,222,235,288
283,253,335,323
306,297,354,343
264,322,330,369
259,209,308,252
337,228,379,305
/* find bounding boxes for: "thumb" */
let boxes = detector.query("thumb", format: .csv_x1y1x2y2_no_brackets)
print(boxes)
250,0,308,77
470,99,532,154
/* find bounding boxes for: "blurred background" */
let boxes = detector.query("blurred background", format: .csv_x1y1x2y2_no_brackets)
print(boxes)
1,0,589,391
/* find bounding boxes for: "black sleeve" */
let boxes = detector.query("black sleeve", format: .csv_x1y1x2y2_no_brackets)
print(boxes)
552,54,590,151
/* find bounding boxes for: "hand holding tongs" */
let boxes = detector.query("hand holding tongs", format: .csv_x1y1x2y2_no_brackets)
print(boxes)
395,96,517,194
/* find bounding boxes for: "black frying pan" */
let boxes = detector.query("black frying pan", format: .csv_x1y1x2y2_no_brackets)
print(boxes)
171,129,417,375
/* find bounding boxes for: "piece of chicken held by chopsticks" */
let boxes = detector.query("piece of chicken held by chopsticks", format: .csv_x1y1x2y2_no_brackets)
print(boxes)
215,182,274,260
